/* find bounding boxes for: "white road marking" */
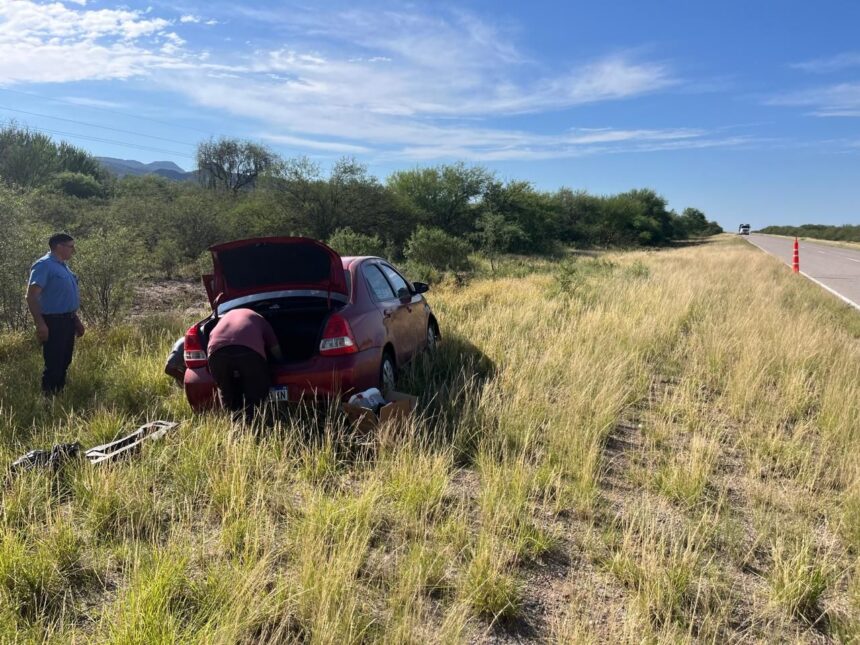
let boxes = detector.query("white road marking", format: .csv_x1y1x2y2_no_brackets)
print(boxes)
744,237,860,311
799,271,860,311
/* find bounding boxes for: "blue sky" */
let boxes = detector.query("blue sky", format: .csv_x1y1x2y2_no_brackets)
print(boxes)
1,0,859,229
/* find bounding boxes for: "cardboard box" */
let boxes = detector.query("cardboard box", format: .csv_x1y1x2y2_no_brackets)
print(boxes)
342,390,418,433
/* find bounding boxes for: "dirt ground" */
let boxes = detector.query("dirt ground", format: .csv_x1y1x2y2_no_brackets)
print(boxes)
131,279,208,318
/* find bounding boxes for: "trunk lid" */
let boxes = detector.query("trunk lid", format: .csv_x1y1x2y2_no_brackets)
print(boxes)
207,237,347,306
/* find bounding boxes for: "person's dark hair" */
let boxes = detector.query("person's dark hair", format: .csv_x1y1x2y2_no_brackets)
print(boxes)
48,233,74,250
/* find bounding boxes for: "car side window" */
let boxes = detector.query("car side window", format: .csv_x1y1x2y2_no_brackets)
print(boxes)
380,264,410,297
363,265,396,301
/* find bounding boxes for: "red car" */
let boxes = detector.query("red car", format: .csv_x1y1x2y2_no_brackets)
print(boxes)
182,237,440,411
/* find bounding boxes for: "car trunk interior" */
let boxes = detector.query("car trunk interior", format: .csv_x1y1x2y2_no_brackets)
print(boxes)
260,305,333,363
200,297,339,364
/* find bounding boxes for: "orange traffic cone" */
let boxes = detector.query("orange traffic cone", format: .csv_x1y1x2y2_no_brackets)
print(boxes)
792,238,800,273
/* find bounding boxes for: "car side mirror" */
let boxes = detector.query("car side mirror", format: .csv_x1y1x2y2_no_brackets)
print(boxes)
412,282,430,294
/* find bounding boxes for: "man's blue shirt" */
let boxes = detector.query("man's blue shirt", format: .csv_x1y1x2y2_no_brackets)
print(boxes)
28,253,80,314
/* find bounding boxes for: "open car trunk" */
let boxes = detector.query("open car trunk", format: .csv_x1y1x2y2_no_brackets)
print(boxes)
258,302,334,363
199,296,341,364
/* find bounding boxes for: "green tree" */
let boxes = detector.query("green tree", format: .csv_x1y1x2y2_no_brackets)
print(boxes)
473,211,524,274
56,141,103,179
481,180,558,253
678,207,722,237
387,163,493,236
554,188,604,245
276,156,402,242
0,124,102,189
197,137,279,194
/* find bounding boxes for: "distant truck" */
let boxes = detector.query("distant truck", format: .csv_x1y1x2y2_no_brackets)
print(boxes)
738,224,751,235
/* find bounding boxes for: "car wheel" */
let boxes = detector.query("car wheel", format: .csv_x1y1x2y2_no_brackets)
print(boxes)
380,351,397,393
426,323,439,352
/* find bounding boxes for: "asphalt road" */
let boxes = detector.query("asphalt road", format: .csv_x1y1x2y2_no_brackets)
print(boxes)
745,234,860,310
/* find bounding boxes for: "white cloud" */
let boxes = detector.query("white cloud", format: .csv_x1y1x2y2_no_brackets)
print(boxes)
260,133,371,154
768,82,860,117
0,0,184,84
792,52,860,74
62,96,128,109
159,25,683,160
0,3,715,161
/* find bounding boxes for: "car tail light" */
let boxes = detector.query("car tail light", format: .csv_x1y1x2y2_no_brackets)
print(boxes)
320,314,358,356
184,324,208,368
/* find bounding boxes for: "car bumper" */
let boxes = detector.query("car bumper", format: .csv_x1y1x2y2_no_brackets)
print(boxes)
183,348,381,412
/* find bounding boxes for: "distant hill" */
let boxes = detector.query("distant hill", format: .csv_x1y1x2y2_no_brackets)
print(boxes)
97,157,197,181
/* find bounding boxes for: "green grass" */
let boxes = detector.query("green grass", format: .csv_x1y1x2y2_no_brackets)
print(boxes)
1,238,858,641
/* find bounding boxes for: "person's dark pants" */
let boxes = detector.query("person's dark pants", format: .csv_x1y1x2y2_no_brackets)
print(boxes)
207,345,271,423
42,314,76,394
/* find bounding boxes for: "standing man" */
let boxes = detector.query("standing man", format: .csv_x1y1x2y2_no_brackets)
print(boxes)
26,233,85,395
207,307,282,423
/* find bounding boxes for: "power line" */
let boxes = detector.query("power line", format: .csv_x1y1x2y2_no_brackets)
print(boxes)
0,119,196,160
0,105,199,149
0,86,221,138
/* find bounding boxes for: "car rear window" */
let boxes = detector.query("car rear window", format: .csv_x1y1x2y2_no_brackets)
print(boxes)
363,265,395,300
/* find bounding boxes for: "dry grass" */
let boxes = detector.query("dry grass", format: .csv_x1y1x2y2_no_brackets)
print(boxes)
0,236,858,642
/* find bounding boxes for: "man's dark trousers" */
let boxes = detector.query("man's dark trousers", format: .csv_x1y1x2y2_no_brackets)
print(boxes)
42,314,76,394
208,345,271,423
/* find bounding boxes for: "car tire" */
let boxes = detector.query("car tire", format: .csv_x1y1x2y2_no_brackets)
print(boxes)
426,322,439,352
380,351,397,393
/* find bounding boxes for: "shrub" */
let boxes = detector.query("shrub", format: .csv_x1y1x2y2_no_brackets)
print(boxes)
50,172,104,199
75,228,141,326
0,187,47,330
400,261,442,285
152,238,183,279
404,226,472,272
327,227,386,257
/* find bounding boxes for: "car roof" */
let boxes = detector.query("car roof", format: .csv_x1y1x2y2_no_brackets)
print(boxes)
341,256,382,269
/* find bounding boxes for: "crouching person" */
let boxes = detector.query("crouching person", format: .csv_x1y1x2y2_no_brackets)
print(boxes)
206,308,282,424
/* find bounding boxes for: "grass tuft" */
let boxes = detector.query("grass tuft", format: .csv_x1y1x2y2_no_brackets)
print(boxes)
767,536,834,623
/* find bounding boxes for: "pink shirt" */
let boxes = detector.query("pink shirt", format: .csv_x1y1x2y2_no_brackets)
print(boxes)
208,308,278,359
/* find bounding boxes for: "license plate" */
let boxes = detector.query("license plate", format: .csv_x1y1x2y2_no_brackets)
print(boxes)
268,386,289,402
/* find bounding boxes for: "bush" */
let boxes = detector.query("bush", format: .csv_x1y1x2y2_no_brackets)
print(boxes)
23,189,87,232
0,187,47,330
403,226,472,272
400,261,443,285
171,193,229,260
152,238,183,279
327,228,386,257
75,229,141,326
50,172,104,199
